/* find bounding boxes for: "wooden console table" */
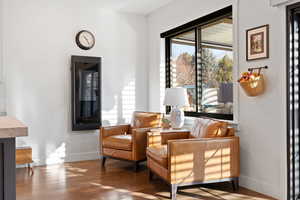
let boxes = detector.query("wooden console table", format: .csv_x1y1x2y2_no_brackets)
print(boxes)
0,117,28,200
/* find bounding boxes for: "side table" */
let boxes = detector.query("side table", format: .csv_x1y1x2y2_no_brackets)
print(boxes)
149,128,190,133
16,146,34,175
148,128,190,147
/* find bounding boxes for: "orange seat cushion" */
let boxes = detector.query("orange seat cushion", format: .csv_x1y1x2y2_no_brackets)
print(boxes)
103,134,132,151
147,145,168,168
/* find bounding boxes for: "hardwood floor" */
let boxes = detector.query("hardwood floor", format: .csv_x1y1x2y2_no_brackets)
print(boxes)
16,159,276,200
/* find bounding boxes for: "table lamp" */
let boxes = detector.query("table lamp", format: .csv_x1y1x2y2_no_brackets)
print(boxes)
163,88,189,129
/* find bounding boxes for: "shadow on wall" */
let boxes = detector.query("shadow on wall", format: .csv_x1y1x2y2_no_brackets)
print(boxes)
13,11,147,166
17,76,139,166
100,12,148,126
102,80,136,126
17,45,142,166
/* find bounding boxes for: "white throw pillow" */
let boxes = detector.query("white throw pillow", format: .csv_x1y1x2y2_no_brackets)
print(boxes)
191,118,214,138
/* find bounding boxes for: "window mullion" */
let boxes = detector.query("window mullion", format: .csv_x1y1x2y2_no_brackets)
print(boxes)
195,28,198,113
165,38,171,89
165,38,171,113
197,27,202,114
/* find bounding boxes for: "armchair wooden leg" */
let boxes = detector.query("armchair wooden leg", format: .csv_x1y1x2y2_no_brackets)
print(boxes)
134,161,139,172
149,170,153,181
232,178,239,191
170,184,178,200
235,178,239,190
102,157,106,167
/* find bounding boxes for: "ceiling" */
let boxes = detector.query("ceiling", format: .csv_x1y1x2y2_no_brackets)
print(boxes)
101,0,174,15
202,18,233,46
174,17,233,46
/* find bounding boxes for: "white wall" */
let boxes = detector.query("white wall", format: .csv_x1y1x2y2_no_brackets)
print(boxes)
0,0,5,114
238,0,286,199
147,0,286,199
2,0,149,165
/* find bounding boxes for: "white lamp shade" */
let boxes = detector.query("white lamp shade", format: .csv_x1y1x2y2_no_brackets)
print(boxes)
163,88,189,107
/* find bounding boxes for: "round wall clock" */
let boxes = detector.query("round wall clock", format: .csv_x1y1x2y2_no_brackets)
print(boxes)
75,30,95,50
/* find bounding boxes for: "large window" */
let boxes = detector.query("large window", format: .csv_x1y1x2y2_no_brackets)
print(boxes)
162,6,233,120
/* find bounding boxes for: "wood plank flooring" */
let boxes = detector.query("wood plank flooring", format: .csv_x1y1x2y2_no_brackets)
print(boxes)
16,159,277,200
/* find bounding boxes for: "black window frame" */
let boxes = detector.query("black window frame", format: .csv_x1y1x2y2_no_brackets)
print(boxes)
161,6,233,121
287,3,300,199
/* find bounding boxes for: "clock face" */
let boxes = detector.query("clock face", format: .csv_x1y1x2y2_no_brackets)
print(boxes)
76,30,95,50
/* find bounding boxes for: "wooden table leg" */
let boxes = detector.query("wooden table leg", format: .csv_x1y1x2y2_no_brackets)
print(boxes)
28,163,34,176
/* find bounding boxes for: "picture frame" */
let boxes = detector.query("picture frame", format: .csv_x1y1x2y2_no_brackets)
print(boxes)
246,24,269,61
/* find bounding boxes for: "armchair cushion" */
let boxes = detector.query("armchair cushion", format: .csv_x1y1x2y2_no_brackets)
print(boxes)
103,135,132,151
147,145,168,168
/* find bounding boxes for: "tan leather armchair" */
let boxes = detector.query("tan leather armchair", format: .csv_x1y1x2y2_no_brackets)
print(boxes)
100,111,162,171
146,128,240,200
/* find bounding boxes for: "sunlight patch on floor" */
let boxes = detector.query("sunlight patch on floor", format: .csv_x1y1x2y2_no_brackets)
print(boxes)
176,187,271,200
89,182,158,200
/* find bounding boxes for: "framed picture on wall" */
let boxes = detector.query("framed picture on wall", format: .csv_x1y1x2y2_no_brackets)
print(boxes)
246,24,269,61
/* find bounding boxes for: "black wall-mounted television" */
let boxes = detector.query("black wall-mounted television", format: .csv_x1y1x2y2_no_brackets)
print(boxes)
71,56,102,131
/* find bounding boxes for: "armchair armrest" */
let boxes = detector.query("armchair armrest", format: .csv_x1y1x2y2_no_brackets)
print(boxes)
100,124,131,140
132,128,151,161
168,136,240,185
147,130,190,147
147,131,162,147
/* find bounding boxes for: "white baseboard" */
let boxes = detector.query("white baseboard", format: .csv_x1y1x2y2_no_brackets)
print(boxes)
239,175,280,199
64,151,100,163
28,151,100,167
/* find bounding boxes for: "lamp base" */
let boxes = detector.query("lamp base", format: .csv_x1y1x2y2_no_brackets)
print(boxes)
170,107,184,129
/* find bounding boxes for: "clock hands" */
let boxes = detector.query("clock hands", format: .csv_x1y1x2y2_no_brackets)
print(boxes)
83,35,90,46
